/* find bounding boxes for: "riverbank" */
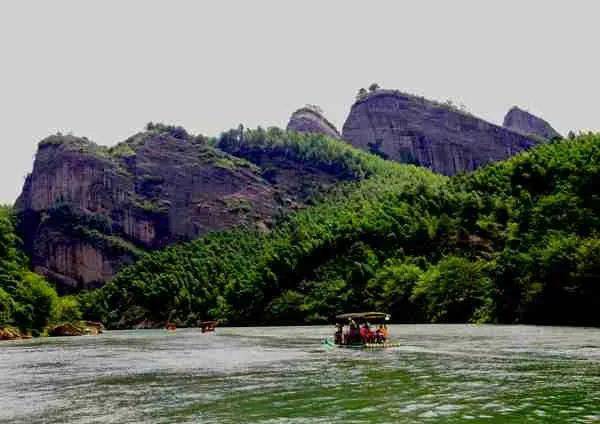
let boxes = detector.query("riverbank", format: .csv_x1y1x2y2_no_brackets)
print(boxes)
0,321,104,342
0,326,30,340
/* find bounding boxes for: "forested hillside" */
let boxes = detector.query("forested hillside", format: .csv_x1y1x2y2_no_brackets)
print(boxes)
81,130,443,326
81,132,600,328
447,133,600,325
16,125,384,291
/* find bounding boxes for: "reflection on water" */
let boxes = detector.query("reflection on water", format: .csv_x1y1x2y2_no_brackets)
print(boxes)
0,325,599,423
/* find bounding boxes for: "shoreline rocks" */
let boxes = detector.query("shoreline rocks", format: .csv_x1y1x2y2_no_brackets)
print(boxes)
48,321,105,337
0,327,30,340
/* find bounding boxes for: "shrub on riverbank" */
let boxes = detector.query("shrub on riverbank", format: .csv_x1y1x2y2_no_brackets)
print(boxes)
0,206,82,336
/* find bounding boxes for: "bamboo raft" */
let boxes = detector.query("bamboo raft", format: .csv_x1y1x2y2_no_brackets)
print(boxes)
322,338,400,350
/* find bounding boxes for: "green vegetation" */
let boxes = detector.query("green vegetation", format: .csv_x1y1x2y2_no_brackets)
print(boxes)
0,206,81,335
82,128,439,327
42,203,145,258
447,133,600,324
108,142,136,158
17,128,600,329
80,131,600,328
217,126,396,180
38,133,112,160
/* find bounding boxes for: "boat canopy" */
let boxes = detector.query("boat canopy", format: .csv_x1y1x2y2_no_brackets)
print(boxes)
335,312,390,324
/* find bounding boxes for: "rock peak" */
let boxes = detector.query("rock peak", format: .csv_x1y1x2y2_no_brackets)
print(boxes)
503,106,562,140
286,105,340,139
342,89,541,175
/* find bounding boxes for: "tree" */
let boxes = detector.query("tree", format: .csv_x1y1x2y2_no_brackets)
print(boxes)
55,296,82,323
12,272,58,334
411,256,492,323
266,290,306,324
0,288,14,326
369,83,380,92
368,259,424,321
305,104,324,115
356,88,368,100
444,99,455,109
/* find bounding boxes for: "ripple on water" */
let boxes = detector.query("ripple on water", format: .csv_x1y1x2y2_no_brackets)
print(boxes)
0,325,599,423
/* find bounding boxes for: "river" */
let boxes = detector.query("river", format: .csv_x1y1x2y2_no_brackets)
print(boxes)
0,325,599,423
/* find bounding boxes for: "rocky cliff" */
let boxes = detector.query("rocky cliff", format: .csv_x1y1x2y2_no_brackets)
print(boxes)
342,90,541,175
286,105,341,139
503,106,562,140
16,125,349,291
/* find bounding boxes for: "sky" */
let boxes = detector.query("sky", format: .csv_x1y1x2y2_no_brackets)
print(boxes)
0,1,598,203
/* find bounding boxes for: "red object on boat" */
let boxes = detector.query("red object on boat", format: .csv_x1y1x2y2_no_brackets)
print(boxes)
200,321,218,333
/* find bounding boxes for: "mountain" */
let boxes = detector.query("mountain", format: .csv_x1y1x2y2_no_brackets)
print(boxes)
286,105,341,139
341,89,541,175
82,133,600,328
10,88,580,299
15,125,357,291
503,106,562,140
81,138,438,328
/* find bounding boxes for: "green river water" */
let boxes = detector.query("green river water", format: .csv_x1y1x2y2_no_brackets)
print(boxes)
0,325,599,423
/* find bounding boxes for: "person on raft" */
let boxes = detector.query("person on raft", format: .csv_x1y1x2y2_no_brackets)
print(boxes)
347,319,360,344
334,324,343,344
375,324,388,343
360,323,374,343
358,323,388,344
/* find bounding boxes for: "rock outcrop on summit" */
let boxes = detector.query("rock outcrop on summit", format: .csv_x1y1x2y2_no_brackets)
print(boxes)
16,128,277,290
15,125,350,291
503,106,562,141
342,90,541,175
286,105,341,139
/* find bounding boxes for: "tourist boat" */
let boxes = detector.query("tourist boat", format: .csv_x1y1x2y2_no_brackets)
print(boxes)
200,320,218,333
323,312,400,349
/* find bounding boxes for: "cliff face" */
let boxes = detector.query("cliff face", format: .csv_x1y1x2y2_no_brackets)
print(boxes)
342,90,541,175
503,106,562,140
218,144,348,209
16,126,348,291
286,106,341,139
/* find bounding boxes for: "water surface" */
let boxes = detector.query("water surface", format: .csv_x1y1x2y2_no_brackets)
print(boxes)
1,325,599,423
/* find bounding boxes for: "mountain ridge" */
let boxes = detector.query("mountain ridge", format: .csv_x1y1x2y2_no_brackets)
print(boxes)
81,133,600,328
342,89,541,175
15,126,373,290
13,88,564,291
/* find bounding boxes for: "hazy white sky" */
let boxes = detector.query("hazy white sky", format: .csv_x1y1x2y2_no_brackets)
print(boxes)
1,1,598,203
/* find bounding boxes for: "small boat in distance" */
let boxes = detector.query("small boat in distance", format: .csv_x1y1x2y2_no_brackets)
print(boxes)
200,320,218,333
323,312,399,349
165,322,177,332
